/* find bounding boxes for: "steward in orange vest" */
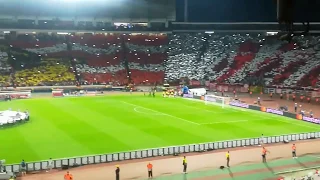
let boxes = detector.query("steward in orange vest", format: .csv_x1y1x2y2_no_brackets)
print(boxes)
147,162,153,178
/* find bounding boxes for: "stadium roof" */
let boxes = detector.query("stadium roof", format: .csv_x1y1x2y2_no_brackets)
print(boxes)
0,0,175,20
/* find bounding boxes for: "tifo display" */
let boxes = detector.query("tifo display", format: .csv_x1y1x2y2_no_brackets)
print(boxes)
0,109,29,126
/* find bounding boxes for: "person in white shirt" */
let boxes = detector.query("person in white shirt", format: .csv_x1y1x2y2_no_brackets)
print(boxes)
46,158,53,172
259,134,264,146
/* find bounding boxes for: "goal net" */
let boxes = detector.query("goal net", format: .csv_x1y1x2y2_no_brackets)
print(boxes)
204,95,231,108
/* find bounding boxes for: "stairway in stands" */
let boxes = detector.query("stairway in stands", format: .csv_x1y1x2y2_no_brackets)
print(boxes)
120,35,131,84
67,40,81,84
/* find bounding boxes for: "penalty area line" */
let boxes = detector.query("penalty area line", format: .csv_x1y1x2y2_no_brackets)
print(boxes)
122,101,200,125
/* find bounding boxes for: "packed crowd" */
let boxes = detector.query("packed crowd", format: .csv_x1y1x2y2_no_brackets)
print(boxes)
0,50,12,86
0,32,319,87
165,33,320,87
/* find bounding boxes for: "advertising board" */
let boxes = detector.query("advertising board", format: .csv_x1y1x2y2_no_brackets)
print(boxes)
183,94,194,98
229,101,249,108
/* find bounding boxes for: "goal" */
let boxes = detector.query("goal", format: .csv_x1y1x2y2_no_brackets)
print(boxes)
204,95,231,108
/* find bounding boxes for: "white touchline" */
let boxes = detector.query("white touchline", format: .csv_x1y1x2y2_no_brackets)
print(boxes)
200,120,248,125
122,101,200,125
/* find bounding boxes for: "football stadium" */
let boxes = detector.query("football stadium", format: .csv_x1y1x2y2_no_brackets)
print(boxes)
1,0,320,179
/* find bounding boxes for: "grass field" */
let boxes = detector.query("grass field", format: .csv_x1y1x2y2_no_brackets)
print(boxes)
1,94,320,164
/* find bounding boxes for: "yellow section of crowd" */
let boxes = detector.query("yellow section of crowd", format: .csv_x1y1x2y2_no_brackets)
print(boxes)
14,65,75,86
0,75,10,86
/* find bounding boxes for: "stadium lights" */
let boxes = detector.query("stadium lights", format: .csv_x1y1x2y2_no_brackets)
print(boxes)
205,31,215,34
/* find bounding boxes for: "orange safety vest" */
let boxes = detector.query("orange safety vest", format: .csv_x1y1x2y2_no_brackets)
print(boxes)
147,163,153,170
64,174,73,180
262,149,266,155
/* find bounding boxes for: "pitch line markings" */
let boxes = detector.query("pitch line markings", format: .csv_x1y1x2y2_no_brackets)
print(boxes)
133,107,163,115
122,101,200,125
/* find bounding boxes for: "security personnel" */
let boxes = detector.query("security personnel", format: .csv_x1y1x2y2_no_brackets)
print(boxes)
115,165,120,180
226,151,230,167
262,147,269,163
292,144,297,158
147,162,153,178
182,156,187,174
64,171,73,180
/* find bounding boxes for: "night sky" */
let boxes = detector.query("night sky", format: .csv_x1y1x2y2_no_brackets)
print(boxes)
175,0,320,22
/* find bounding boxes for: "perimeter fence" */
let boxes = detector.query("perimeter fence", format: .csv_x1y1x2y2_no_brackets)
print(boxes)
4,131,320,173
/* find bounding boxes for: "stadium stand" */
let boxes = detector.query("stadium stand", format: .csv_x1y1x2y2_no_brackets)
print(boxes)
0,48,12,87
125,34,167,85
165,33,320,88
8,33,76,86
69,34,128,85
0,32,320,88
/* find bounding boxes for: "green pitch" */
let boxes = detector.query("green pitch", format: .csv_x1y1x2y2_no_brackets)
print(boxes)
0,94,319,164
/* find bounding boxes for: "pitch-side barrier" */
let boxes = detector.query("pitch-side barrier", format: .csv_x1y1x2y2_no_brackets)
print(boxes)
4,132,320,173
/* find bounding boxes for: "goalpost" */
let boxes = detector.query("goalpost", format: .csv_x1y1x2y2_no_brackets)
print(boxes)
204,95,231,108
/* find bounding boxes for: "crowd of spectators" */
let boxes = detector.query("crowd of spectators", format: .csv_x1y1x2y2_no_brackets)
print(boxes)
165,33,320,88
0,50,12,86
0,32,320,87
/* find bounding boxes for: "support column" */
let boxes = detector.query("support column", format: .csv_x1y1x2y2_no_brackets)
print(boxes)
184,0,188,22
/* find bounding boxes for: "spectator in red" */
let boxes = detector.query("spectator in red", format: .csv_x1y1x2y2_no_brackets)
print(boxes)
300,96,304,102
307,97,311,103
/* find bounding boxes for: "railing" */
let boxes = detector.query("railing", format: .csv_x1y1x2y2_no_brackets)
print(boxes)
4,131,320,173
